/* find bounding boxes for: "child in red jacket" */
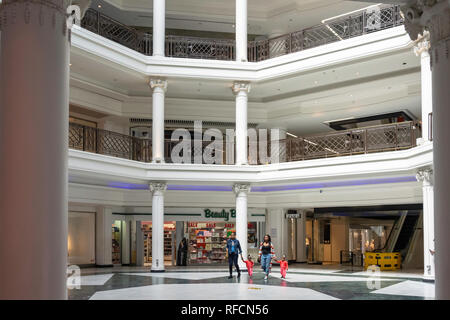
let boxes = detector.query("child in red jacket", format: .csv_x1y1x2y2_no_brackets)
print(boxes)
276,255,288,279
241,254,255,277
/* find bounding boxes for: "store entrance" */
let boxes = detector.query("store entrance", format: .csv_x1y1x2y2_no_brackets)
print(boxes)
141,221,176,266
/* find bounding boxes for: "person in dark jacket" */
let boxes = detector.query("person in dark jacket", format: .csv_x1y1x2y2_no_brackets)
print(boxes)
177,238,188,266
226,232,242,279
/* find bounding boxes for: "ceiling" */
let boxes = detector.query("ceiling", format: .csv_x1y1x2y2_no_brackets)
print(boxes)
91,0,374,36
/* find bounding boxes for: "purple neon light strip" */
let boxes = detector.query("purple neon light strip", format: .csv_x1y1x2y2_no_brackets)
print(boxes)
107,182,149,190
250,176,417,193
105,176,417,192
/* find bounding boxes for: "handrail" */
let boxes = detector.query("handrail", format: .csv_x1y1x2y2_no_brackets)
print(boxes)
80,4,404,62
69,120,418,164
283,121,418,162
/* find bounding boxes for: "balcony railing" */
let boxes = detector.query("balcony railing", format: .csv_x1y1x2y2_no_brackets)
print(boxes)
283,121,418,162
69,121,418,165
80,4,404,62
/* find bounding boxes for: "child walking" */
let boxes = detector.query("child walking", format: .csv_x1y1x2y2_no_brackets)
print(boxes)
241,254,255,277
276,255,288,279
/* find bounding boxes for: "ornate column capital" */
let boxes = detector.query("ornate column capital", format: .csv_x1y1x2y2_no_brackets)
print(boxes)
232,81,251,95
414,30,431,56
149,182,167,194
402,1,450,47
233,184,251,195
149,78,168,92
416,168,433,186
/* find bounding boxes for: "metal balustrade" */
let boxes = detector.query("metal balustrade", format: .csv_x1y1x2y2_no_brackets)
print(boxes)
80,4,404,62
284,121,418,162
69,121,418,164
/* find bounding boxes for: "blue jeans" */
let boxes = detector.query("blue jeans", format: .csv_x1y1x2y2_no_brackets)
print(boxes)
261,254,272,275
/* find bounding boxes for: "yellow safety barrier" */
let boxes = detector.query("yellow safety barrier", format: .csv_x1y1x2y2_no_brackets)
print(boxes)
364,252,401,271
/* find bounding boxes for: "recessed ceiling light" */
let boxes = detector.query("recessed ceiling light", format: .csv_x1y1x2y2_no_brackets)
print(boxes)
98,5,102,8
314,81,318,85
355,72,360,76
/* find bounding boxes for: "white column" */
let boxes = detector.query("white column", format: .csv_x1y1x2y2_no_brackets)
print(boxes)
153,0,166,57
95,207,113,267
265,208,284,258
403,0,450,299
136,221,145,267
234,184,250,268
416,169,435,281
235,0,248,62
296,211,307,263
414,31,433,142
150,182,167,272
232,82,251,165
0,0,71,300
150,79,168,163
121,218,131,265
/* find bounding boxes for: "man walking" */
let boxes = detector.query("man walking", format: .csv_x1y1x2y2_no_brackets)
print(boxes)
226,232,242,279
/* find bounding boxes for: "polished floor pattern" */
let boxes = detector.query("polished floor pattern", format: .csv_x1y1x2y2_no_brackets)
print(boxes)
90,283,338,300
371,280,435,299
68,267,434,300
120,272,227,280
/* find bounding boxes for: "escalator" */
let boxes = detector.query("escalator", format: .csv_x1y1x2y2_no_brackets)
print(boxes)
393,213,420,260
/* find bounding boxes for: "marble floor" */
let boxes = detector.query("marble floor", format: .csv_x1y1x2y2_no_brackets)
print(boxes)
68,265,434,300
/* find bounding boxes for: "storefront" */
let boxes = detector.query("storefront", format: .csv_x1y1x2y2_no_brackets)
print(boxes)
128,207,265,266
141,221,176,266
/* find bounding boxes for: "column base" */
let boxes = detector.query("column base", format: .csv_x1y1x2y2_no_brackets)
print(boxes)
151,269,165,273
152,159,166,164
423,275,435,282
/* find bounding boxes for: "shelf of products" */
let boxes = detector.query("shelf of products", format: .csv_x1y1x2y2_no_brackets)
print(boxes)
188,222,234,265
142,223,175,264
112,223,121,264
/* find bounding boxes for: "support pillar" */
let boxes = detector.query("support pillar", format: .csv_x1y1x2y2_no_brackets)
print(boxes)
150,79,168,163
296,211,307,263
265,208,285,258
403,0,450,299
414,31,433,143
234,184,250,268
232,82,251,165
416,168,435,281
136,221,144,267
0,0,71,299
150,182,167,272
95,207,113,267
235,0,248,62
153,0,166,57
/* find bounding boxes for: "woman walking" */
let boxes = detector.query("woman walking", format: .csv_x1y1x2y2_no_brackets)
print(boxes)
177,238,188,266
258,235,276,280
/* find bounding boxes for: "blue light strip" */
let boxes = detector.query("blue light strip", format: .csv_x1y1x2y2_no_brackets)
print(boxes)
107,182,149,190
103,176,417,192
250,176,417,193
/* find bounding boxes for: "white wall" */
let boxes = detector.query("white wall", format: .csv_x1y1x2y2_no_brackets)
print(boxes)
68,211,96,265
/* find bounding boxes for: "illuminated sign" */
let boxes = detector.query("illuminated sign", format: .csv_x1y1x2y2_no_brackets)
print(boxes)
204,208,236,221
